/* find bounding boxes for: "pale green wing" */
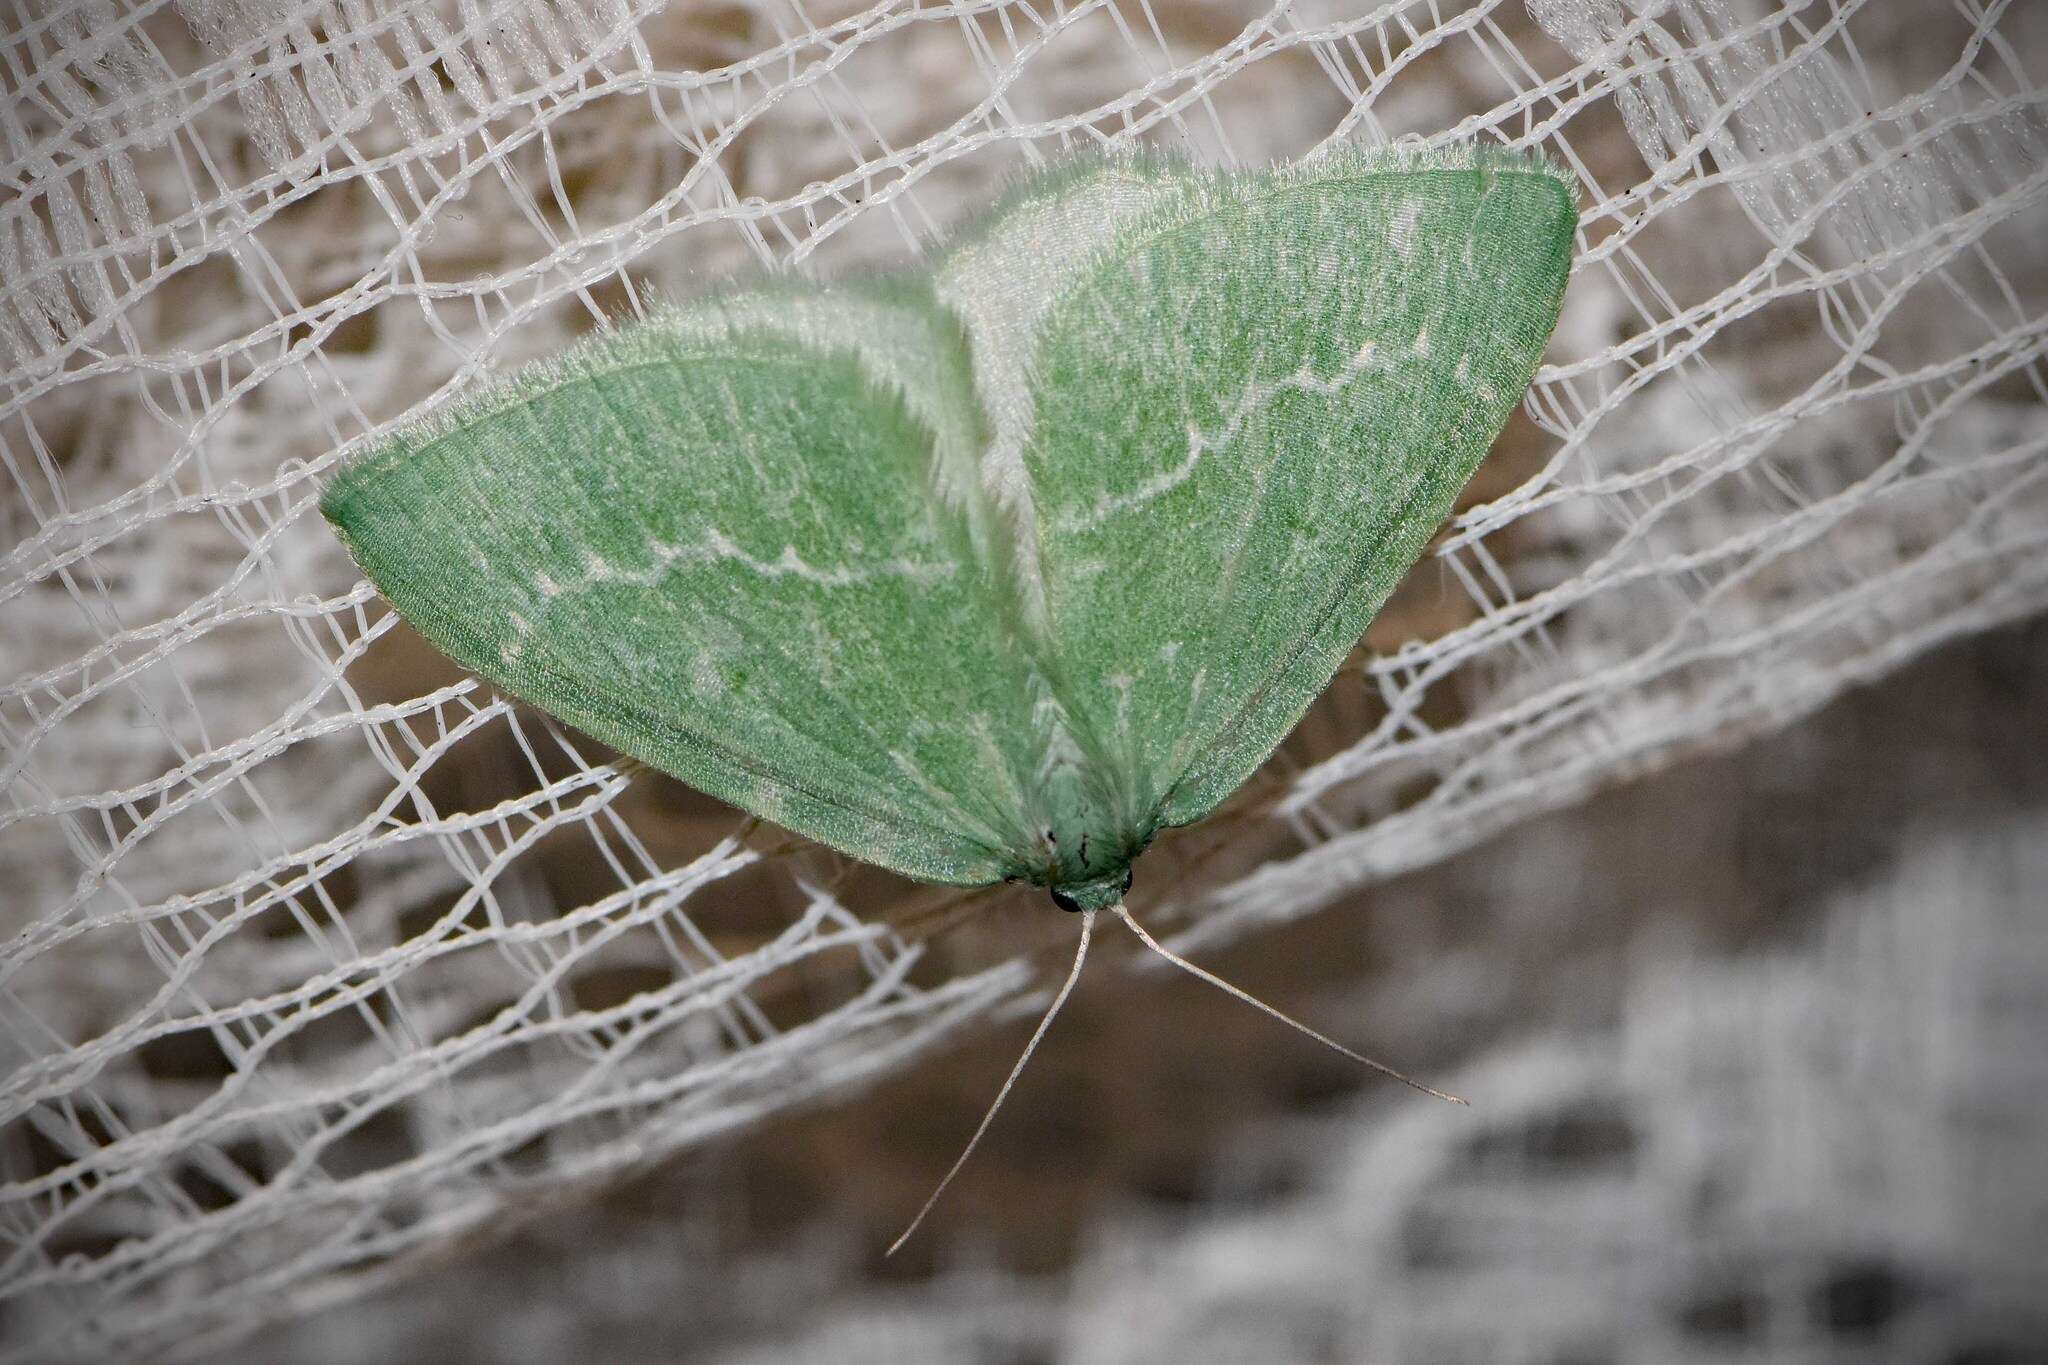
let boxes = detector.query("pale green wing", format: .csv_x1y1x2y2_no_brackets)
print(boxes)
323,280,1045,886
947,149,1577,834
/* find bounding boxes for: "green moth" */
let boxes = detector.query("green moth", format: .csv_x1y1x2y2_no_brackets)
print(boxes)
328,144,1576,1245
324,145,1577,918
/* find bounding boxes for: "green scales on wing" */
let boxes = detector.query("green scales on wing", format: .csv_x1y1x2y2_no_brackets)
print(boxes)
324,147,1578,913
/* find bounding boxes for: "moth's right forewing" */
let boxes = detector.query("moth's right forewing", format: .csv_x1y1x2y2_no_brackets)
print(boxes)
1003,152,1577,830
932,157,1222,846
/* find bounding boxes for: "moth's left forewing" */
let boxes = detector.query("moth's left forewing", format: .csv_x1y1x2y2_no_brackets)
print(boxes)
323,280,1048,887
1010,150,1578,832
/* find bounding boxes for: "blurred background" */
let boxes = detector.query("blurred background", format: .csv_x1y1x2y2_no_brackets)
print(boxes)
246,615,2048,1364
3,1,2044,1361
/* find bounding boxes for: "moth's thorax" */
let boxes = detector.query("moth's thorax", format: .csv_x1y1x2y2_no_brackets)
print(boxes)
1027,757,1148,912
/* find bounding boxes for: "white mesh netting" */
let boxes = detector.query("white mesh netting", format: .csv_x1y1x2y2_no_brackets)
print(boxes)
2,0,2044,1359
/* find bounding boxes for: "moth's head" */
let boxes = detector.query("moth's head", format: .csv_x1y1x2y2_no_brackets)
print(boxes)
1048,865,1134,914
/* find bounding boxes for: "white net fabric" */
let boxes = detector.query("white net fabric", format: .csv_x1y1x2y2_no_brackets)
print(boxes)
2,0,2043,1358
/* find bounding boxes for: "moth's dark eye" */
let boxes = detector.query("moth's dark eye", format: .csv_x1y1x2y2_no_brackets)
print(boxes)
1050,888,1083,913
1121,867,1134,895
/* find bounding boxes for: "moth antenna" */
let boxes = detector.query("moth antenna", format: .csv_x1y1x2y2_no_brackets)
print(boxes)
886,907,1096,1257
1110,903,1465,1106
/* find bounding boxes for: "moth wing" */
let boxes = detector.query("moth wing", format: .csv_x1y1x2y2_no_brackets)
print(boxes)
323,282,1044,886
962,151,1577,831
